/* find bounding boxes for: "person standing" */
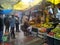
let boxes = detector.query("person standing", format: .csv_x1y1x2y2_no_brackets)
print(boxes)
22,15,30,35
15,17,20,32
10,15,15,39
0,15,3,44
4,16,10,32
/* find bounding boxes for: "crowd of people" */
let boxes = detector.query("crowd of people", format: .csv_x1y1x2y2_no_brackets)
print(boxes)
4,15,20,39
0,15,20,43
0,14,30,42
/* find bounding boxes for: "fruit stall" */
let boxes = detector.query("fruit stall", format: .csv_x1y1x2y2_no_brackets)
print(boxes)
46,34,60,45
46,23,60,45
28,12,60,44
28,1,60,45
29,20,60,45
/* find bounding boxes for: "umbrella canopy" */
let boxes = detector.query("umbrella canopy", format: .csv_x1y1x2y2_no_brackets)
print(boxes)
57,3,60,8
3,10,12,14
13,0,42,10
0,0,20,9
0,0,42,10
13,2,29,10
0,0,20,5
47,0,60,5
0,10,12,15
1,3,12,9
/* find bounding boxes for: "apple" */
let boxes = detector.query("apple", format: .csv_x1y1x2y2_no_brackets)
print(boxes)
40,27,46,33
48,32,55,36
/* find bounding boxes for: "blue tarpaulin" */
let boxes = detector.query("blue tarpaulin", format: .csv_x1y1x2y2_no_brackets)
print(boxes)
0,9,12,15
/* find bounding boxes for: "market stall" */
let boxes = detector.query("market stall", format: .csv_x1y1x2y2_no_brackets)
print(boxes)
0,0,60,45
45,23,60,45
26,1,60,45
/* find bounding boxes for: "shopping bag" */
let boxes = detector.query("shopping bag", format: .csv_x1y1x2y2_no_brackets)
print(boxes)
2,35,8,42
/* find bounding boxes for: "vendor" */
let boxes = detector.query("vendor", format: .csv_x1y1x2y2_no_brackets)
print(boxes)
22,15,30,35
36,15,41,24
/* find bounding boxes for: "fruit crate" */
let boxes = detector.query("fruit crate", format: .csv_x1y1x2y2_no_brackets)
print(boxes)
46,35,60,45
54,38,60,45
47,36,54,45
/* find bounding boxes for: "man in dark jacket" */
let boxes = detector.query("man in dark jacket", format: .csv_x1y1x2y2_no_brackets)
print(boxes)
10,15,15,39
15,17,20,32
0,15,3,44
4,17,10,32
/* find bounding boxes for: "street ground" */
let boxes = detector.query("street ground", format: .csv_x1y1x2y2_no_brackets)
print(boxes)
2,24,45,45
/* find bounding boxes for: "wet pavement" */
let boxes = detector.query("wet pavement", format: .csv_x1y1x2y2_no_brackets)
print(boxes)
2,25,45,45
2,31,45,45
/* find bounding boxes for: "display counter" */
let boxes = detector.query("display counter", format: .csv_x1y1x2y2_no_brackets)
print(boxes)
28,25,60,45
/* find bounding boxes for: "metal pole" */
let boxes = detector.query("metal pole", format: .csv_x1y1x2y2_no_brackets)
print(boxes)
28,0,33,21
53,0,56,18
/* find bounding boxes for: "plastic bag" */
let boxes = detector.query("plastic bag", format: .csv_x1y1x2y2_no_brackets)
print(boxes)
2,35,8,42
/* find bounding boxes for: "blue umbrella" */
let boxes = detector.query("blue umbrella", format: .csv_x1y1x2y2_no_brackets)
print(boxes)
0,9,12,15
2,9,12,14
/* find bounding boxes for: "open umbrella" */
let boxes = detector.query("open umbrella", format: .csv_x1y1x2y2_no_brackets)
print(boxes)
0,0,21,9
2,9,12,14
0,0,20,5
0,9,12,15
13,0,42,10
0,5,3,9
47,0,60,5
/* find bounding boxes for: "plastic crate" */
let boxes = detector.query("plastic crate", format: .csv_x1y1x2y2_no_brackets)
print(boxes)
47,36,54,45
54,39,60,45
47,36,60,45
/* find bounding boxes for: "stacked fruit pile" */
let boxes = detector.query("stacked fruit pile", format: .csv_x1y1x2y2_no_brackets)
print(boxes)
39,27,47,33
49,24,60,39
35,23,41,28
41,23,52,28
51,27,60,39
29,20,35,25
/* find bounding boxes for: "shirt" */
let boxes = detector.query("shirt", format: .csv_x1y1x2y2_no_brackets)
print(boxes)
10,18,15,27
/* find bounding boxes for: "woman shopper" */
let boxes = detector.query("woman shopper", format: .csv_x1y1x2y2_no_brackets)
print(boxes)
15,17,20,32
4,16,10,32
22,15,30,36
10,15,15,39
